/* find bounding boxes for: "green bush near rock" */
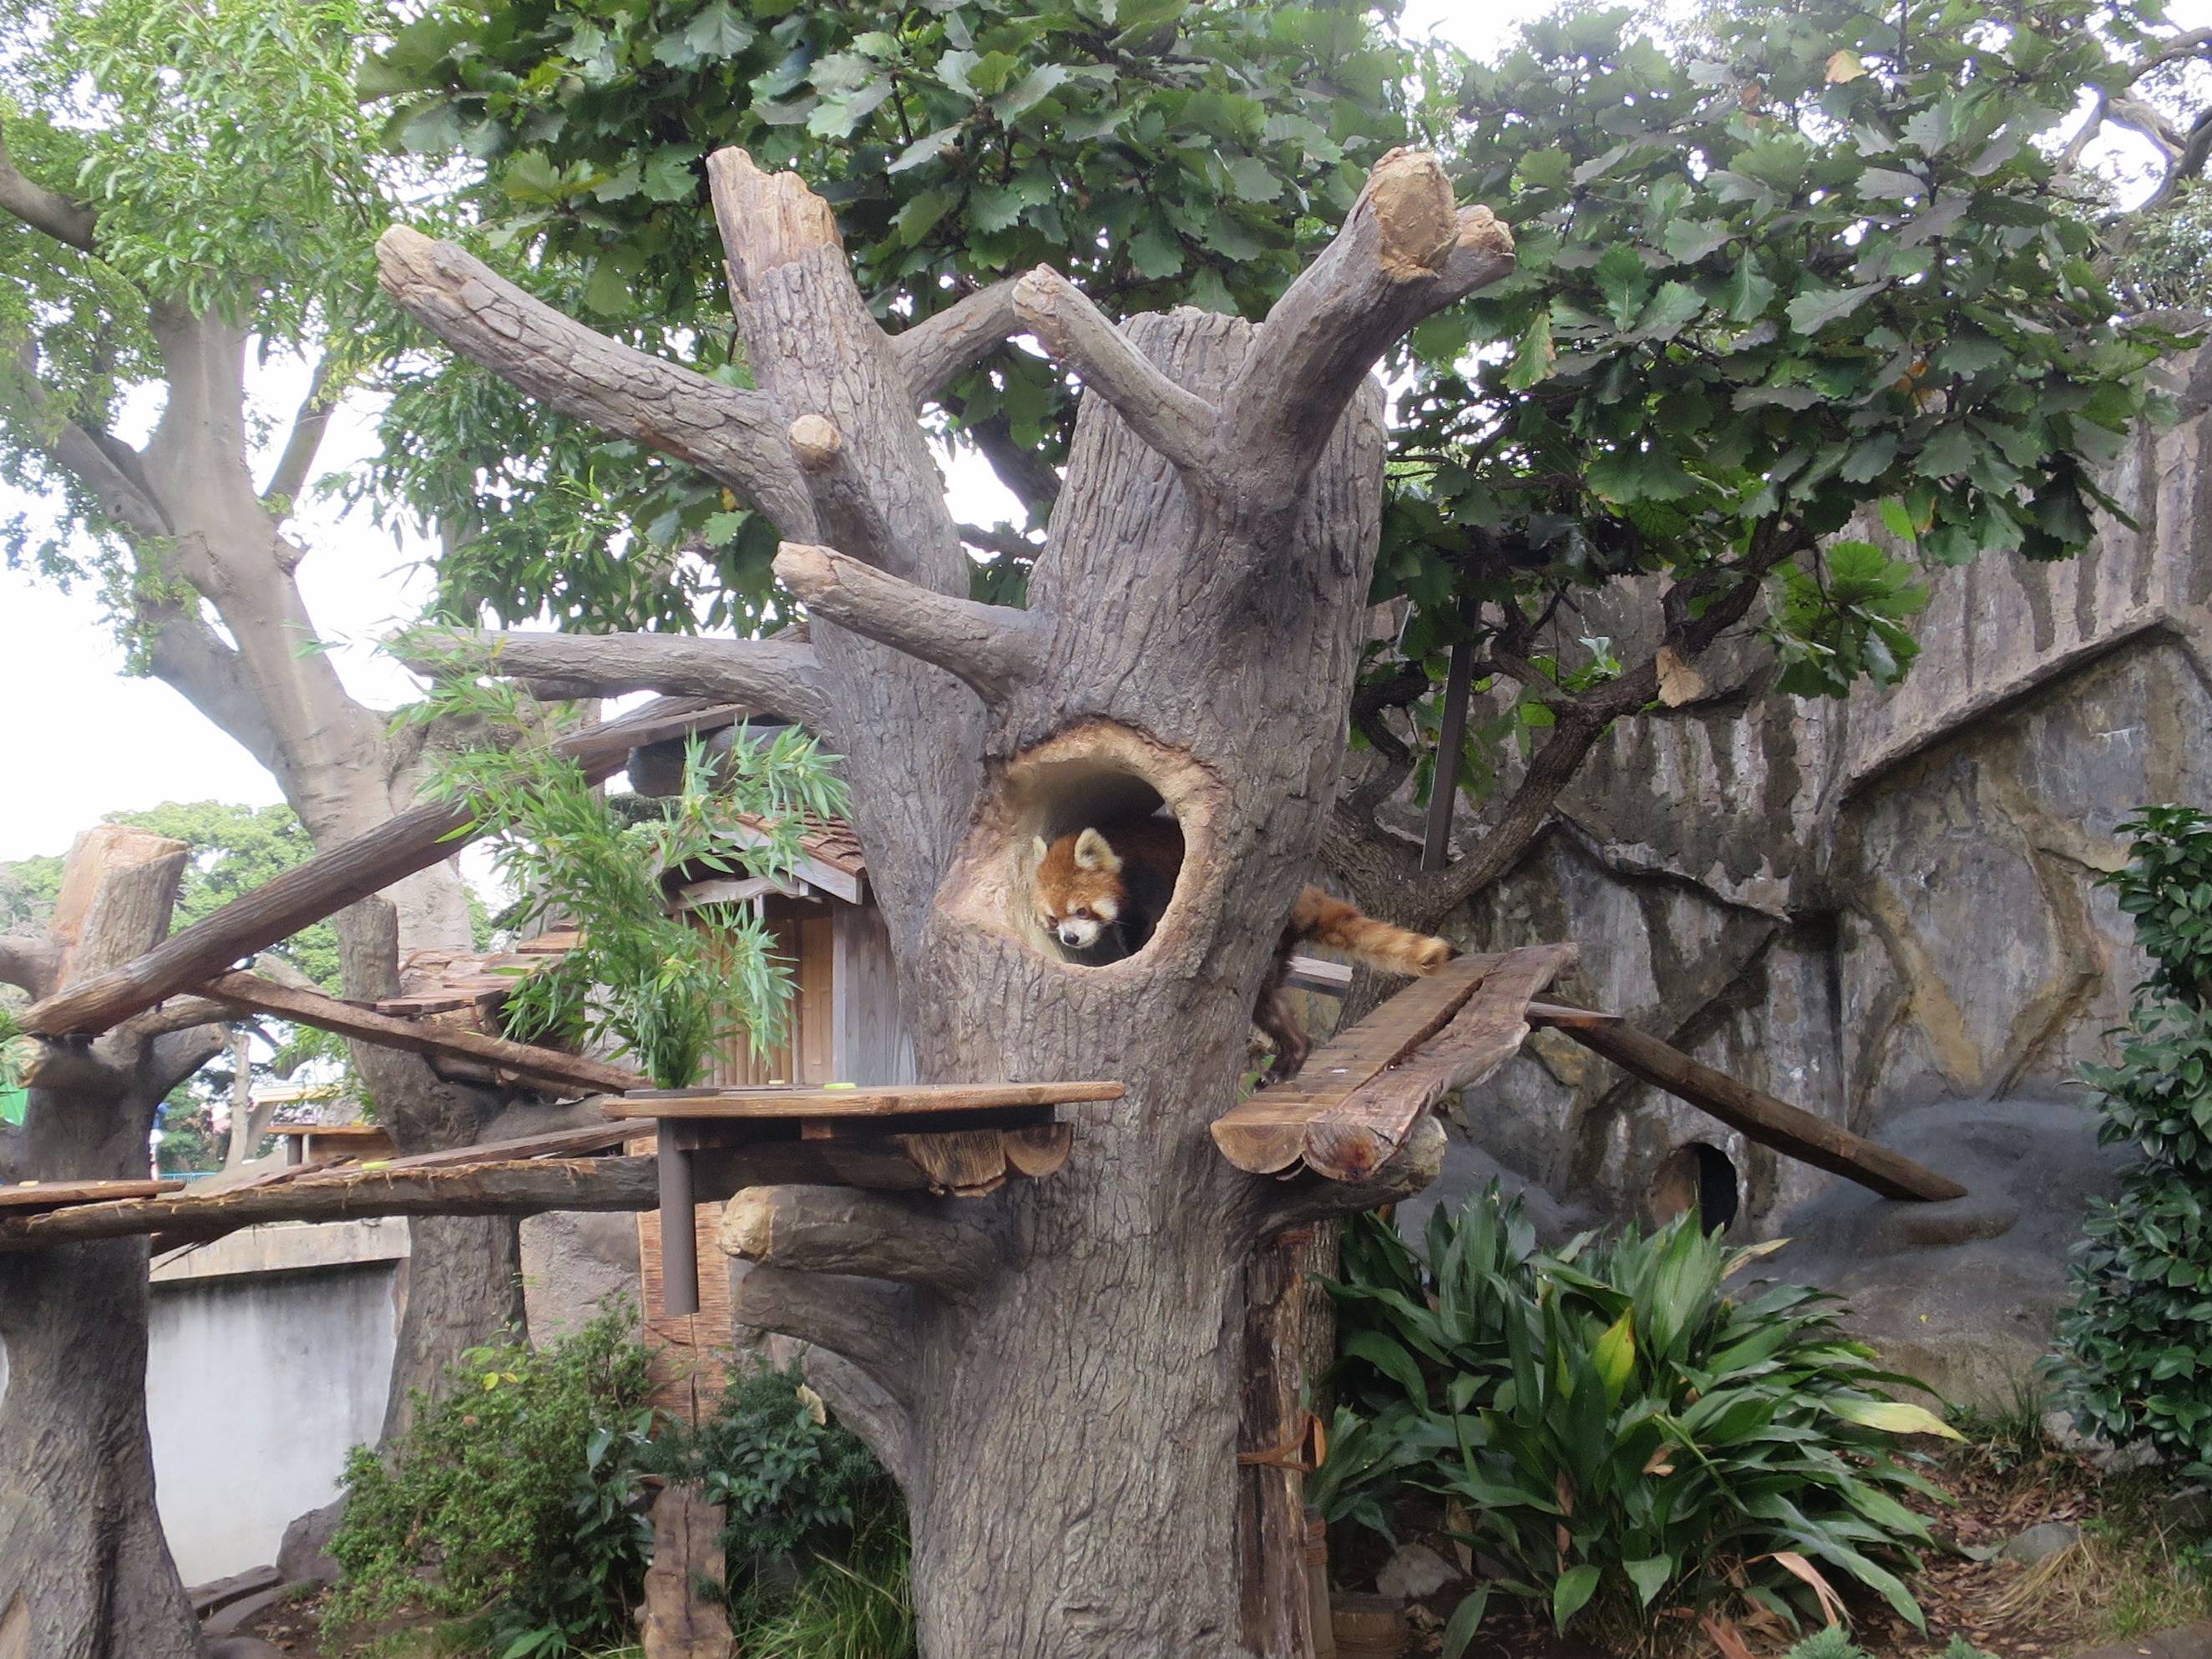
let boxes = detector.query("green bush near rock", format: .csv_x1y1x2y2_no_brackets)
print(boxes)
2058,806,2212,1464
1312,1191,1951,1651
326,1308,910,1657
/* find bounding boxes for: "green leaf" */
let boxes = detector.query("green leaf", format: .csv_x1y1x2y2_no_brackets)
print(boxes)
1441,1586,1491,1659
1631,281,1704,343
893,188,956,247
1625,1555,1673,1607
1829,1398,1962,1439
1224,155,1283,203
993,63,1070,121
1127,225,1184,280
1506,310,1555,391
1724,259,1777,322
1344,1331,1430,1408
1552,1564,1602,1631
1593,1310,1636,1400
640,149,697,203
1784,281,1885,335
681,2,755,59
889,123,966,174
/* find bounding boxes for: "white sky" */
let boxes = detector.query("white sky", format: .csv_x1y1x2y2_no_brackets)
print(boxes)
0,0,2169,860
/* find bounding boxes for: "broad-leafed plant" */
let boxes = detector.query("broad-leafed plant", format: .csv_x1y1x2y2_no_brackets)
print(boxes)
1314,1189,1951,1648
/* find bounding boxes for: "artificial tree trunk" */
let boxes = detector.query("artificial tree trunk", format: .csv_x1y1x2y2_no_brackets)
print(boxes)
0,825,225,1657
379,146,1511,1657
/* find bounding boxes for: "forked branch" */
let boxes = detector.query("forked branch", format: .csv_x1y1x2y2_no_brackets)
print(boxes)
773,542,1044,706
0,937,58,999
375,227,814,531
1225,149,1513,482
892,281,1021,408
719,1184,1001,1297
0,130,97,252
1014,266,1220,480
731,1264,915,1393
395,626,834,731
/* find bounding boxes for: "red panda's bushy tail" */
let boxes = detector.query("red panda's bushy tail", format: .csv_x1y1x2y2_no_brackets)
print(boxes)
1289,888,1454,977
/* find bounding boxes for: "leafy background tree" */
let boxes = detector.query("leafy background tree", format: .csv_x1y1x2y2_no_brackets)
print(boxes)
365,0,2194,964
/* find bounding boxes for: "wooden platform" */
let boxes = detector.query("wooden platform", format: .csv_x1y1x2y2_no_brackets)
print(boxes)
1213,944,1577,1182
615,1079,1114,1317
0,1178,183,1213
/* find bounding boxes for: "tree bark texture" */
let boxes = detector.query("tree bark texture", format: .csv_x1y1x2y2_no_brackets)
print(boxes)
0,826,214,1659
379,145,1512,1658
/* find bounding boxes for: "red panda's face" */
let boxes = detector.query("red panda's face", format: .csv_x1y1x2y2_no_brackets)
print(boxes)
1031,827,1125,950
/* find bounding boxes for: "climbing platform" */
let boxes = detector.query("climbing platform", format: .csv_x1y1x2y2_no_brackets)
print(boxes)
610,1080,1118,1316
1213,944,1577,1181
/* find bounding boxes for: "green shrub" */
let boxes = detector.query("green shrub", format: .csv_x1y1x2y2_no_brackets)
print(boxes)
646,1361,899,1599
2058,806,2212,1463
1311,1191,1949,1650
327,1309,656,1651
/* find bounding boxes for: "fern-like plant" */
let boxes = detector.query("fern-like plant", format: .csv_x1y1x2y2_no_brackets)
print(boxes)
402,674,847,1088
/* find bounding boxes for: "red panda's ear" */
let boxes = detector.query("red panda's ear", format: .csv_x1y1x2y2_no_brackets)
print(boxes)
1031,835,1050,865
1072,827,1121,873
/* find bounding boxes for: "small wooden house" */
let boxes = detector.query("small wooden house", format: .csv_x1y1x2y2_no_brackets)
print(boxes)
626,721,923,1406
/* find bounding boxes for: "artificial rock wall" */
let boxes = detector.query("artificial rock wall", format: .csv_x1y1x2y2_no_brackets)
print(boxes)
1415,352,2212,1323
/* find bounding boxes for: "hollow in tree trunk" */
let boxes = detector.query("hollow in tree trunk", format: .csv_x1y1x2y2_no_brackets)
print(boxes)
378,145,1511,1656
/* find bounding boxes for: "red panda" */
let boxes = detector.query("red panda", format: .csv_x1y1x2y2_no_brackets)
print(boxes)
1030,812,1455,1080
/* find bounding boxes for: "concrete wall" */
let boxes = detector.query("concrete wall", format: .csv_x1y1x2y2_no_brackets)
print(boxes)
147,1220,402,1584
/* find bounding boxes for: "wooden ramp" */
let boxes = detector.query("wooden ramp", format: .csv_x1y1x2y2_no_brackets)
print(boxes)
1213,944,1576,1182
1221,943,1967,1204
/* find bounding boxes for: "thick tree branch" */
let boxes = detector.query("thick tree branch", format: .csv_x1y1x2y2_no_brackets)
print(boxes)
774,542,1044,705
3,349,170,539
788,1346,919,1496
0,1157,659,1250
719,1184,1001,1297
893,281,1020,408
375,226,814,532
959,522,1041,562
0,937,58,999
1225,150,1513,482
119,997,234,1040
397,626,834,731
144,1022,226,1100
969,409,1062,519
262,355,337,515
0,129,98,252
786,413,901,568
731,1264,915,1394
1014,267,1221,479
1237,1115,1446,1247
138,599,286,776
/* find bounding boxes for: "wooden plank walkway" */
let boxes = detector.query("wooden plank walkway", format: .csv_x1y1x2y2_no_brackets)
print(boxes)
1212,945,1573,1181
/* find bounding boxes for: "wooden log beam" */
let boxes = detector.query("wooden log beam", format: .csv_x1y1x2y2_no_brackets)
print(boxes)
1543,1011,1967,1203
0,1157,658,1250
718,1184,1000,1296
19,698,737,1037
195,972,648,1099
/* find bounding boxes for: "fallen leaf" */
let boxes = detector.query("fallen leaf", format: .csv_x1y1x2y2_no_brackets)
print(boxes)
1656,645,1708,707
